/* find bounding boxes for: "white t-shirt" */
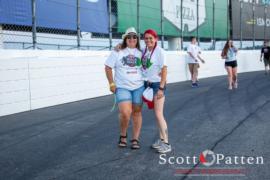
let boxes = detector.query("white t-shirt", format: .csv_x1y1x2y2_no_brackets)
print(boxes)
105,48,144,90
141,46,167,82
225,47,237,62
187,43,201,64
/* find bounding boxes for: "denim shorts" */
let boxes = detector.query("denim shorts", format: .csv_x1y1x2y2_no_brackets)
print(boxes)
144,81,166,96
115,86,145,105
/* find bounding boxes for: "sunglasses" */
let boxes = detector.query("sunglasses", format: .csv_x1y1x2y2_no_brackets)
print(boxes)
127,35,138,39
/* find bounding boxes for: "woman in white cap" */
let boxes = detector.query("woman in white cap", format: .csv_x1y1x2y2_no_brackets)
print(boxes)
105,27,144,149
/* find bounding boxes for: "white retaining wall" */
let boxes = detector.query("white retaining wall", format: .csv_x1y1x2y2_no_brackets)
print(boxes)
0,50,263,117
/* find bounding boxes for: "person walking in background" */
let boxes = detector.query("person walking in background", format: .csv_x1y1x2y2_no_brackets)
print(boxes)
221,40,238,90
104,27,144,149
142,29,171,153
260,41,270,75
187,37,205,87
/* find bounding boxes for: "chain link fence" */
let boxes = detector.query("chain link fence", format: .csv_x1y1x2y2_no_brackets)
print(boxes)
0,0,269,50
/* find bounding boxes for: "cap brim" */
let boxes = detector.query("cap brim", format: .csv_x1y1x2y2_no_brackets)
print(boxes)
122,32,138,40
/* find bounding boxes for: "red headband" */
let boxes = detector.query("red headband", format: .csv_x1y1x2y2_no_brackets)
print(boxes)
144,29,158,39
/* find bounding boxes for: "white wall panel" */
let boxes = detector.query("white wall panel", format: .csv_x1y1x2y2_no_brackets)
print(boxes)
0,50,263,116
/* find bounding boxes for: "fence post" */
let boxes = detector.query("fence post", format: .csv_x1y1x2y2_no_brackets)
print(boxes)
161,0,164,48
212,0,215,50
108,0,112,50
240,0,243,49
197,0,199,45
31,0,37,49
252,0,255,49
180,0,183,50
137,0,140,38
227,0,229,39
0,25,3,49
264,5,267,40
77,0,81,50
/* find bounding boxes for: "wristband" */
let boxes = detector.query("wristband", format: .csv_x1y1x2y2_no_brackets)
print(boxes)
159,86,165,91
109,82,116,87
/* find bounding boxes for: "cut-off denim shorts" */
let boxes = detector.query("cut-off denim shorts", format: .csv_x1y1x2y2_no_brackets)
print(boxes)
115,85,145,105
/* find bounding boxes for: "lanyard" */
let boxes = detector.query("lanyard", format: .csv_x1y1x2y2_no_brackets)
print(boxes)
142,43,157,61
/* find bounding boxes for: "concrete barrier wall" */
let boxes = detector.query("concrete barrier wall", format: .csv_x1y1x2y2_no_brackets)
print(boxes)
0,50,263,116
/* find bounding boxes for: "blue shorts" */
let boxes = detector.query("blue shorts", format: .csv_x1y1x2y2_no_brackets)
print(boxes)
144,81,166,96
115,86,145,105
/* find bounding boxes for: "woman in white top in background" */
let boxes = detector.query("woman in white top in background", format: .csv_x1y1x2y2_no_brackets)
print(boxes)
142,29,171,153
221,40,238,90
105,27,144,149
187,37,205,87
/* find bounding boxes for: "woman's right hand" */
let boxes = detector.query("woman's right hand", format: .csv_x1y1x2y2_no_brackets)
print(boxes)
114,43,122,52
110,86,116,93
109,83,116,93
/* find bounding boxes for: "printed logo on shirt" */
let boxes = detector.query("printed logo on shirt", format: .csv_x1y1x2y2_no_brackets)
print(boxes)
121,55,141,67
142,57,153,69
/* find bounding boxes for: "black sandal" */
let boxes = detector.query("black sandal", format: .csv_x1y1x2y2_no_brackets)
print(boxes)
118,134,127,148
130,139,140,149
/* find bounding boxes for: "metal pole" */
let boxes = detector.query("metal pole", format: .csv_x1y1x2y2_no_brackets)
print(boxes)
212,0,215,50
31,0,37,49
197,0,199,45
227,0,229,39
240,0,243,49
161,0,164,48
137,0,140,38
108,0,112,50
0,25,3,49
77,0,81,50
252,0,255,49
264,5,267,40
180,0,183,50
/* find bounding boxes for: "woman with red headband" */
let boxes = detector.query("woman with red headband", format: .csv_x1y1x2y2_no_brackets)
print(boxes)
142,29,171,153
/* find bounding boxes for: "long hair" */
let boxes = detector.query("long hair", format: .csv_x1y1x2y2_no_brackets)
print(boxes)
221,40,234,57
120,35,140,50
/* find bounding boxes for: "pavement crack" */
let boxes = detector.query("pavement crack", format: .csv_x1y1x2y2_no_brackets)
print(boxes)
179,99,270,180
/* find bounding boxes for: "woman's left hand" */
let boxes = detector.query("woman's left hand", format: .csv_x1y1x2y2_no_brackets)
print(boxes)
157,90,164,99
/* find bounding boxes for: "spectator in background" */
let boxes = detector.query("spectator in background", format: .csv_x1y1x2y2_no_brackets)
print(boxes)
104,27,144,149
187,37,205,87
221,40,238,90
260,41,270,75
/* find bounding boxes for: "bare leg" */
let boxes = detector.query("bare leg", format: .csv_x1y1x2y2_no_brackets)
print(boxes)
131,105,142,140
225,66,233,90
118,102,132,144
193,64,199,82
232,67,238,88
154,96,169,143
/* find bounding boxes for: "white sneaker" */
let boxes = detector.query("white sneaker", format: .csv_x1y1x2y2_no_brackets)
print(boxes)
157,142,172,153
233,81,238,89
151,139,164,149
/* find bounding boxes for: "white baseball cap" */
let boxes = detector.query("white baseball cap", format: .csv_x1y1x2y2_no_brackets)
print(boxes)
122,27,138,39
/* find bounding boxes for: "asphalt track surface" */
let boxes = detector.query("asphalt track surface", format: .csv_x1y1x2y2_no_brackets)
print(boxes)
0,71,269,180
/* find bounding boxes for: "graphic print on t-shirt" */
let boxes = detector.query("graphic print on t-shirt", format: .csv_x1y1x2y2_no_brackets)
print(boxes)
142,58,153,70
121,55,141,67
141,51,153,70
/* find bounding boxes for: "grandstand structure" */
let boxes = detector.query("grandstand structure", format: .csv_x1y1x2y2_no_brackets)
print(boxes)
0,0,269,50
